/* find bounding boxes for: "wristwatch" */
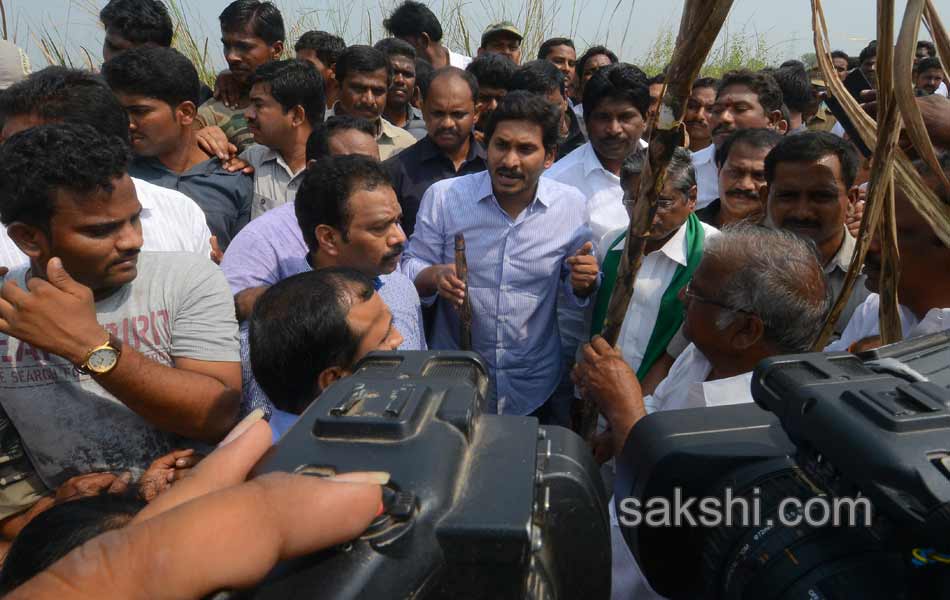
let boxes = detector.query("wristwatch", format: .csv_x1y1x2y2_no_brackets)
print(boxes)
77,332,123,376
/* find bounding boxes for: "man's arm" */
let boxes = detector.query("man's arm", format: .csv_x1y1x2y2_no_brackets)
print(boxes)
0,258,241,443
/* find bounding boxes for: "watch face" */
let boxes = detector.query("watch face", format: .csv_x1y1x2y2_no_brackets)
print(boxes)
87,348,119,373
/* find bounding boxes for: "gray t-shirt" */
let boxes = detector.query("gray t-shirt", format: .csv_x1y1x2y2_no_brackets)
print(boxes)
0,252,240,488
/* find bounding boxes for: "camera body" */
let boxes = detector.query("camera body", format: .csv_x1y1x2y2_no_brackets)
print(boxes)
248,351,611,599
619,332,950,599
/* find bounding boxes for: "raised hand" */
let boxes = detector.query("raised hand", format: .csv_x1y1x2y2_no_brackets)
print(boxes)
565,241,599,297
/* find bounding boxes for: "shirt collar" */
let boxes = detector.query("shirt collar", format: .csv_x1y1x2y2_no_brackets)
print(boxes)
581,143,621,181
329,102,386,137
826,226,856,274
691,144,715,164
656,221,690,267
305,254,385,291
418,135,487,164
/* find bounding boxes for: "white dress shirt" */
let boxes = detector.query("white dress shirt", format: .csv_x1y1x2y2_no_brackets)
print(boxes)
691,144,718,210
0,177,211,269
610,342,754,600
449,49,472,69
605,220,719,374
825,293,950,352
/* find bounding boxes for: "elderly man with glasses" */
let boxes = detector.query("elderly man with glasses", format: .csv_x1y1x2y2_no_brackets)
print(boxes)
574,223,831,600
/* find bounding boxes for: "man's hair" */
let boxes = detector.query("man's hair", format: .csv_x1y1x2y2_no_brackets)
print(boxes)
249,268,377,414
648,72,666,86
859,42,877,64
295,154,394,253
383,1,443,43
764,130,858,189
666,147,695,197
99,0,173,47
335,45,393,86
831,50,850,62
374,37,416,62
0,494,145,594
582,62,651,122
917,40,937,56
576,45,618,81
912,150,950,203
771,63,816,114
705,223,831,352
508,59,565,98
305,115,377,162
294,30,346,67
415,58,435,100
428,66,479,103
537,37,574,60
692,76,718,91
714,127,784,168
0,124,131,230
0,67,130,142
102,47,200,109
484,90,561,152
915,56,942,74
219,0,285,45
620,146,647,182
717,69,784,114
250,59,326,126
465,53,516,90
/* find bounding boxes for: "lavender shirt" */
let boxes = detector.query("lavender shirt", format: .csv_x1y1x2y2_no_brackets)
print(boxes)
221,202,426,416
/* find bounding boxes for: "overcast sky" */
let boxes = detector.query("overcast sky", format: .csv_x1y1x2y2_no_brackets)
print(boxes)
5,0,950,70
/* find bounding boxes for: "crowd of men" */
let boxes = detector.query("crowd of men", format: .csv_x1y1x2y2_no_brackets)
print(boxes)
0,0,948,595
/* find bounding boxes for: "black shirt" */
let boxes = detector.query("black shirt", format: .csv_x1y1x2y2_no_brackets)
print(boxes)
385,135,488,237
556,108,586,162
694,198,722,229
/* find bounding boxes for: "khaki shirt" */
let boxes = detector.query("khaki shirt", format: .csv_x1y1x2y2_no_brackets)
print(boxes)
825,227,871,336
807,103,838,134
326,104,416,160
239,145,307,220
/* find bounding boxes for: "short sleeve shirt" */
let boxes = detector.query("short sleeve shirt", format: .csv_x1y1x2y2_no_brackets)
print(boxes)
0,252,240,488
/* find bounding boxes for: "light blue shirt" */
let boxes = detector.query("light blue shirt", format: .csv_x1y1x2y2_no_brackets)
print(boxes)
402,171,595,415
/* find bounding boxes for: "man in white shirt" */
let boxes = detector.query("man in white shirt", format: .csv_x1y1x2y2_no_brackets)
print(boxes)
0,66,212,268
384,1,471,70
685,77,719,209
828,155,950,352
573,224,831,600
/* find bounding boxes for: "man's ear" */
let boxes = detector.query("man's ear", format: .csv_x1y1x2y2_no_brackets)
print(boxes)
177,101,198,127
731,313,765,350
687,184,698,211
847,184,861,206
291,105,307,127
543,147,556,169
477,47,486,57
758,181,771,209
315,224,341,256
270,41,284,60
6,222,49,260
317,366,349,392
769,110,789,135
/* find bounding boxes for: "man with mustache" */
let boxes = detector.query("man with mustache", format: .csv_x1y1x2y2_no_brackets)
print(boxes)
0,123,242,520
698,69,787,210
237,154,425,415
385,67,487,238
915,57,945,97
466,53,516,143
195,0,284,155
403,91,599,421
327,45,416,160
241,59,324,219
685,77,719,209
384,1,471,70
764,131,869,337
572,46,619,128
294,30,345,110
538,37,579,103
827,154,950,352
695,128,783,229
374,38,426,140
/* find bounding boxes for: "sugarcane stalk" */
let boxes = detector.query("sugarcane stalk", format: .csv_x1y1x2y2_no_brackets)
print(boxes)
454,233,472,351
573,0,736,442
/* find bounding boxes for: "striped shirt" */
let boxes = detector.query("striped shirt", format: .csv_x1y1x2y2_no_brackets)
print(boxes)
402,171,595,415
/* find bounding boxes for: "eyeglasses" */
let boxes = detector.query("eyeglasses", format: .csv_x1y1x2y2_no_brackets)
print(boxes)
682,281,751,314
621,194,679,211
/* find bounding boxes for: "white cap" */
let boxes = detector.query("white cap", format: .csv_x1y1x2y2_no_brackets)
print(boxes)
0,40,30,90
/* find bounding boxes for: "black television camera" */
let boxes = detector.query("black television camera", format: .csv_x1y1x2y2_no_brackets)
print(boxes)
245,351,611,599
620,332,950,600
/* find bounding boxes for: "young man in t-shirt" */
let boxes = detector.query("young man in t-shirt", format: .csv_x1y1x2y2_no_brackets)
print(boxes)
0,124,242,514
